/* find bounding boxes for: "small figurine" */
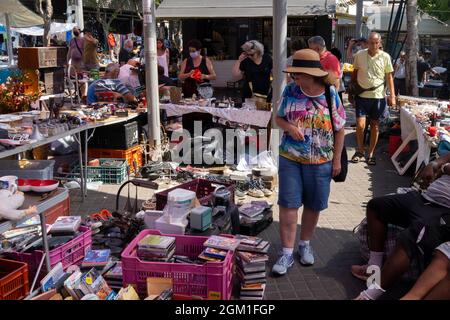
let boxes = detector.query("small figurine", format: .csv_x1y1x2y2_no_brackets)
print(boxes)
0,189,37,221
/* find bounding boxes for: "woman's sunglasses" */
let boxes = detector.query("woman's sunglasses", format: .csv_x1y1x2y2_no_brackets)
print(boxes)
290,73,302,79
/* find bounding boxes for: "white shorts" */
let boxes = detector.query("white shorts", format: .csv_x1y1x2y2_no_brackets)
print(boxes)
435,241,450,260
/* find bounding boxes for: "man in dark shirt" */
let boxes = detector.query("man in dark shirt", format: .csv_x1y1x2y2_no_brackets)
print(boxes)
232,40,273,102
119,39,135,66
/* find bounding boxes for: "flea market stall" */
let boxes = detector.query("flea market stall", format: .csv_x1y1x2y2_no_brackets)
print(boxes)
391,96,450,175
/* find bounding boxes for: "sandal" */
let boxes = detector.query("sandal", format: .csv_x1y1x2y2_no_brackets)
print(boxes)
351,152,365,163
367,157,376,166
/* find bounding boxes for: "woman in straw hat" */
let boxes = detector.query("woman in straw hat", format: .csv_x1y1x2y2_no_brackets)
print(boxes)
272,49,346,275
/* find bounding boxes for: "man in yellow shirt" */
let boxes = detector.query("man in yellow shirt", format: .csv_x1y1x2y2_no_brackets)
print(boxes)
351,32,396,166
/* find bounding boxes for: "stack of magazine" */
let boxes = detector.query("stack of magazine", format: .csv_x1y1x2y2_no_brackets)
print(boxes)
137,234,176,262
235,235,270,300
238,201,270,224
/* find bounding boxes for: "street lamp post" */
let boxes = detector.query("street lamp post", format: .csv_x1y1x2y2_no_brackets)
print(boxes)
142,0,161,158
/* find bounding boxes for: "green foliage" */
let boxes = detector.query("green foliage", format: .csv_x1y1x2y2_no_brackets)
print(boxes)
418,0,450,22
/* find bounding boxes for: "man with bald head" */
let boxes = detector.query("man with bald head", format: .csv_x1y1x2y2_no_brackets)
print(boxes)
86,63,137,105
350,32,396,166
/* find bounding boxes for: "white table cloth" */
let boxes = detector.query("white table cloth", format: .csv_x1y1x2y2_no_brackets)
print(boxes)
160,103,272,128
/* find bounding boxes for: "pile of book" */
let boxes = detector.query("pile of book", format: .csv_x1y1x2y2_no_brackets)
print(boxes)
64,267,116,300
198,235,241,262
103,261,123,292
235,235,270,300
137,234,176,262
238,201,270,224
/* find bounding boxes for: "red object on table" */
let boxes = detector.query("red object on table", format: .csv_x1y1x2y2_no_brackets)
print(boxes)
428,126,437,137
190,69,202,82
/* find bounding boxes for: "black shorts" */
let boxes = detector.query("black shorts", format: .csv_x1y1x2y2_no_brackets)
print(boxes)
368,191,450,228
397,215,450,271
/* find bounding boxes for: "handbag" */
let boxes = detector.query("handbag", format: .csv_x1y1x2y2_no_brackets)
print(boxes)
324,85,348,182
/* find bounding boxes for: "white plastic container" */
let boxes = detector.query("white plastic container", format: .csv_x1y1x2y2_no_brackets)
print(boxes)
165,188,196,223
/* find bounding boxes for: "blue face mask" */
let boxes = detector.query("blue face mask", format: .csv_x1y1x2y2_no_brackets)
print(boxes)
125,47,132,52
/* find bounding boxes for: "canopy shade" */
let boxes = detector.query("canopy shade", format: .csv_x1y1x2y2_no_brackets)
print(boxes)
11,22,77,36
0,0,43,28
156,0,336,18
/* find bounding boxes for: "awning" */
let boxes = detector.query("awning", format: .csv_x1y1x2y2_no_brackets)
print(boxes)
0,0,43,28
156,0,336,18
11,22,77,36
365,4,450,36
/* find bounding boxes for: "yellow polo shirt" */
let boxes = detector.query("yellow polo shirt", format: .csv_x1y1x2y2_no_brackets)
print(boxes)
353,49,393,99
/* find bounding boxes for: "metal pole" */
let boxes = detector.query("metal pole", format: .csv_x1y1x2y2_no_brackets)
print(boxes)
39,212,51,272
5,13,14,66
77,0,84,30
143,0,161,157
272,0,287,120
271,0,287,150
76,132,85,202
355,0,363,38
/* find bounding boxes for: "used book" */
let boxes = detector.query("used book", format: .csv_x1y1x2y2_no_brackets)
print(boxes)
236,257,266,273
49,216,81,234
202,247,228,260
82,249,111,268
236,251,269,264
81,268,116,300
235,234,263,247
203,235,241,251
138,234,176,249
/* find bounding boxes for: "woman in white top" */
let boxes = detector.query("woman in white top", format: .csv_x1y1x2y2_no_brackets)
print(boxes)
393,51,406,96
157,38,170,77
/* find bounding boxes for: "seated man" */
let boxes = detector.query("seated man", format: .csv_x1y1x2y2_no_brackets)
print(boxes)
354,217,450,299
401,241,450,300
87,63,137,106
351,153,450,299
351,151,450,280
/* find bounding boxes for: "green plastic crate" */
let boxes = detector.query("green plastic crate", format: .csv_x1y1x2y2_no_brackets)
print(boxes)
72,158,127,184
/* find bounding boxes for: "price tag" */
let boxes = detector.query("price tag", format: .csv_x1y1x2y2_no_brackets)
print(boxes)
85,277,93,285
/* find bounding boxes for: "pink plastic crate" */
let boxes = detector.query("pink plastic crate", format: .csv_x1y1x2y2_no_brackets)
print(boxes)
6,226,92,282
121,229,234,300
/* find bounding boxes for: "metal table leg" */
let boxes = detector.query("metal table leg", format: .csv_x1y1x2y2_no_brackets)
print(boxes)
39,212,51,272
84,129,88,198
75,132,85,202
84,128,96,198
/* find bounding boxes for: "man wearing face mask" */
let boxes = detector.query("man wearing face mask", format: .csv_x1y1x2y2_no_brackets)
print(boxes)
178,39,216,98
67,27,84,72
119,39,135,66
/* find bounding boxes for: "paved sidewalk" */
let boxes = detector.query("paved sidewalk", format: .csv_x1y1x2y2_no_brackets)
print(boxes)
69,123,412,300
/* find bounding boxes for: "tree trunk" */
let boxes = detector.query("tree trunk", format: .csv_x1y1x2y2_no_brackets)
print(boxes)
405,0,419,96
43,18,51,47
36,0,53,47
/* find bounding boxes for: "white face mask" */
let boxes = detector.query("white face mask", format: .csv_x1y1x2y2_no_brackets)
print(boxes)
190,51,200,59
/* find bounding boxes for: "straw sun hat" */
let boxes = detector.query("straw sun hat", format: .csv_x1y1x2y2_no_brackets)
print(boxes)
284,49,328,78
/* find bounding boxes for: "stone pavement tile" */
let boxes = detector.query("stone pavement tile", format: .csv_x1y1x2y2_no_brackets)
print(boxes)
276,282,294,292
280,291,298,299
265,292,281,300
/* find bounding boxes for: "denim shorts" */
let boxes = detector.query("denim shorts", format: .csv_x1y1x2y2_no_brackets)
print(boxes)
355,96,387,120
277,156,332,211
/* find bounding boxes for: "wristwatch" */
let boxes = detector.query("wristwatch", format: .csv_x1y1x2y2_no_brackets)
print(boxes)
442,163,450,174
